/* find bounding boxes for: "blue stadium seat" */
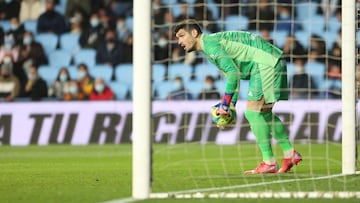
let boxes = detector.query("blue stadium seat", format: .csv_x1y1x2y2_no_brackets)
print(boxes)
207,2,219,20
224,15,249,31
239,80,249,100
305,61,326,91
36,33,58,55
73,49,96,67
357,31,360,47
296,2,319,20
294,30,311,49
23,20,38,34
185,80,204,99
214,79,226,96
0,20,10,32
322,31,338,50
168,63,192,83
67,66,78,79
55,0,67,14
286,62,296,83
38,66,59,86
108,81,129,100
115,63,133,86
59,33,80,54
126,16,133,32
302,15,325,36
154,80,174,100
194,63,220,82
90,65,113,82
328,16,341,33
48,50,72,69
152,64,167,83
270,30,288,48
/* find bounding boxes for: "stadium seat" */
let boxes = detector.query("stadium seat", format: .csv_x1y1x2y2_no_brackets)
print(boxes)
270,30,288,48
207,2,219,20
35,33,59,55
59,33,80,54
296,2,319,20
73,49,96,67
67,65,78,79
108,81,129,100
194,63,220,82
152,64,167,83
184,80,204,99
322,31,338,51
294,30,311,49
48,50,72,69
215,79,226,96
239,80,249,100
224,15,249,31
55,0,67,14
126,16,133,32
357,31,360,47
305,61,326,91
328,16,341,33
286,62,296,82
168,63,192,83
154,80,174,100
0,20,10,32
90,65,113,82
38,66,59,86
302,15,325,36
115,63,133,86
23,20,38,34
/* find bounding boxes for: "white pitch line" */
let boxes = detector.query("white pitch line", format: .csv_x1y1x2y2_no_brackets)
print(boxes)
101,197,138,203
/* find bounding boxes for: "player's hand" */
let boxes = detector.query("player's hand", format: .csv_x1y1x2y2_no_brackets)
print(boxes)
216,104,229,115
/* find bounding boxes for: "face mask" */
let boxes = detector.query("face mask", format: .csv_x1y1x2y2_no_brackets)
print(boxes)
78,71,86,80
280,12,290,19
28,73,37,80
3,56,12,64
117,22,125,30
90,19,100,27
174,81,182,90
10,24,18,31
203,83,212,90
295,65,304,74
23,36,32,45
158,38,167,48
69,86,78,94
59,74,67,82
95,84,105,93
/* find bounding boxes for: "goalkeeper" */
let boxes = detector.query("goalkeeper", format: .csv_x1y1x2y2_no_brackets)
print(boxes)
174,19,302,174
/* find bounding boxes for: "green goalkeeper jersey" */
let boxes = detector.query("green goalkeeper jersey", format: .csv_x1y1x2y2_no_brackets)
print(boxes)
200,31,283,103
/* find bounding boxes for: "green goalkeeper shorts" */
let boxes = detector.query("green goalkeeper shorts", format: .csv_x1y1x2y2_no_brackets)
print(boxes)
247,58,289,103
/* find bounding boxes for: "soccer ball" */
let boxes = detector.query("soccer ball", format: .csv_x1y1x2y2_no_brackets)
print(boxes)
211,105,237,128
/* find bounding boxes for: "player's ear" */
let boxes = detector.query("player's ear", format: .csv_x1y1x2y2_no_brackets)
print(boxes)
191,29,199,38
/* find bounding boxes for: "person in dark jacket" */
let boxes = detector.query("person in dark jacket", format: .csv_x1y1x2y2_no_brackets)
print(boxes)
23,65,48,101
37,0,68,35
198,75,221,100
0,0,20,20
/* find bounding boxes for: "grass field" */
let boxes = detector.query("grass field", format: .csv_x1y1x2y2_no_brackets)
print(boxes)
0,143,359,203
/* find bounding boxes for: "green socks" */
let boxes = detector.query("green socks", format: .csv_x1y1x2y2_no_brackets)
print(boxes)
245,110,294,162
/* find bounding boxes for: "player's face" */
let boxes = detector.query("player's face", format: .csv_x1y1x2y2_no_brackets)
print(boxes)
175,29,197,52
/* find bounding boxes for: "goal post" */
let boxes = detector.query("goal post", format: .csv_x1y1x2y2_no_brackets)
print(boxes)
341,0,357,174
132,0,152,199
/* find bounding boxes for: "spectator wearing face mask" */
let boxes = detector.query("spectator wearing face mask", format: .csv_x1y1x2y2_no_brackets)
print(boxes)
198,75,220,100
48,67,71,99
18,31,48,69
6,17,26,46
63,80,85,101
0,54,27,96
76,63,94,98
115,15,131,43
289,57,317,99
0,0,20,20
37,0,68,35
0,63,20,102
96,29,124,68
23,65,48,101
79,12,106,49
89,77,114,101
167,76,192,100
154,33,169,66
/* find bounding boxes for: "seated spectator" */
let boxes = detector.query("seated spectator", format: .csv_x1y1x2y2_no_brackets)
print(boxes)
167,76,192,100
23,65,48,101
65,0,91,21
276,5,300,33
48,67,71,99
79,12,106,49
116,15,131,43
89,77,114,101
198,75,220,100
154,33,170,65
246,0,274,31
282,35,306,62
325,63,341,99
122,34,133,64
1,53,27,96
0,27,4,47
6,17,26,46
63,80,86,101
0,63,20,102
0,0,20,20
96,29,124,67
309,34,326,63
37,0,68,35
20,0,46,22
289,58,317,99
175,2,194,23
18,31,48,69
76,63,94,98
0,33,19,63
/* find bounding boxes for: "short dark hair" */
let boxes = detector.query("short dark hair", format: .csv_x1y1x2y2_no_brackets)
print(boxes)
174,19,203,35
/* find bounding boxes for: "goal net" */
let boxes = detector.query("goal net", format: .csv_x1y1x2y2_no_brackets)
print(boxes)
133,0,360,200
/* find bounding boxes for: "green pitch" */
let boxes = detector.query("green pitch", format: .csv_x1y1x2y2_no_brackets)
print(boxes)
0,143,359,203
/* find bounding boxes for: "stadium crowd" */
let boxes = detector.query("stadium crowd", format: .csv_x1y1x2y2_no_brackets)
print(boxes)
0,0,347,102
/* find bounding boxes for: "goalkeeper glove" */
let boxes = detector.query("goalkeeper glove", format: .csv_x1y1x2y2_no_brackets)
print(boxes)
216,93,235,115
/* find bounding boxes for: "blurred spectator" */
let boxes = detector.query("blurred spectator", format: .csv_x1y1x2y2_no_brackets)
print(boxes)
328,43,341,67
63,80,86,101
1,53,27,96
282,35,306,62
194,0,218,33
0,35,19,64
89,77,115,100
116,15,131,43
309,34,326,63
319,0,341,22
18,31,48,69
0,63,20,101
167,76,192,100
246,0,274,31
175,2,194,22
0,0,20,20
276,4,300,33
48,67,71,99
65,0,91,21
19,0,46,22
289,58,317,99
23,65,48,101
76,63,94,98
198,75,220,100
98,7,115,30
96,29,124,68
122,34,133,64
79,12,106,49
153,0,167,27
0,27,4,47
112,0,133,17
37,0,68,35
6,17,26,47
260,29,274,44
154,33,170,65
325,63,341,99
